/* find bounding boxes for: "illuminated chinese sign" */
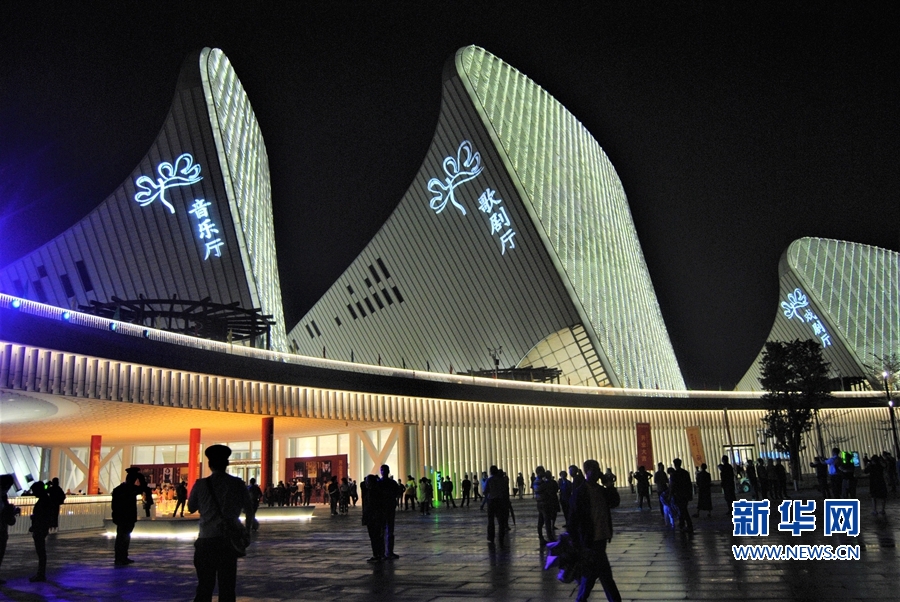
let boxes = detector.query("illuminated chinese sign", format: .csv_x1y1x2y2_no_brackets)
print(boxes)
636,422,653,470
427,140,517,255
780,288,831,347
427,140,483,215
135,153,202,214
134,154,224,260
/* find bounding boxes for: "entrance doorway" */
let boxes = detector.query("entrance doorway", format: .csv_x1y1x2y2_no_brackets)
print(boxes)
227,461,260,484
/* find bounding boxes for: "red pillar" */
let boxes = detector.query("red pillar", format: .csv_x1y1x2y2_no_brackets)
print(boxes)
188,429,201,490
261,417,274,491
87,435,102,494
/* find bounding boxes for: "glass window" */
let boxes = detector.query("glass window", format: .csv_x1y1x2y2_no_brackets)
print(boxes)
175,446,189,464
133,446,154,465
318,435,337,456
296,437,316,458
157,445,176,463
338,433,349,454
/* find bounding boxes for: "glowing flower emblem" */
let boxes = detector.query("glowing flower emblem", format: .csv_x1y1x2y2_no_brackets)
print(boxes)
134,153,203,214
427,140,484,215
781,288,809,321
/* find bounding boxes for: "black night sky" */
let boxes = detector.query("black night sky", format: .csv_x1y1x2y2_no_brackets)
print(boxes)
1,2,897,390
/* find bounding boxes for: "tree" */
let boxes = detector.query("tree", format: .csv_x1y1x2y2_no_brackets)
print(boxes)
759,339,833,487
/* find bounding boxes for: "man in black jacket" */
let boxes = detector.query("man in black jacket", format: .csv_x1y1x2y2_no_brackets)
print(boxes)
669,458,694,534
111,467,146,566
568,459,622,602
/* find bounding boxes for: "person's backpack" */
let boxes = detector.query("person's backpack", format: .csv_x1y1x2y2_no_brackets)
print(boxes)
606,485,620,509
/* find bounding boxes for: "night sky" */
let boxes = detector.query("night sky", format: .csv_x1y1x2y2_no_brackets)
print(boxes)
2,2,898,390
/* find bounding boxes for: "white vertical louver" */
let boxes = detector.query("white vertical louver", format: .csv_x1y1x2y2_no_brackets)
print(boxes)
200,49,287,351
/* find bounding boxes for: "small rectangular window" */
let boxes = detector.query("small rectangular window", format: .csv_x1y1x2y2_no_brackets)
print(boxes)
311,320,321,336
355,301,366,317
346,284,355,295
368,264,382,283
364,298,376,314
377,258,391,278
381,287,393,305
305,324,314,338
347,304,357,319
37,265,48,278
33,280,48,303
364,277,372,288
60,274,75,298
392,286,404,303
75,260,94,292
335,316,342,326
372,292,384,309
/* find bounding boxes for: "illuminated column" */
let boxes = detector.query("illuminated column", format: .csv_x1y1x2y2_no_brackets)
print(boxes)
398,424,409,481
87,435,102,494
348,430,360,483
261,417,274,491
47,447,63,482
188,429,201,488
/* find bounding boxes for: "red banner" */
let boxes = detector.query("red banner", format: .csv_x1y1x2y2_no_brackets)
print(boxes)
636,423,654,470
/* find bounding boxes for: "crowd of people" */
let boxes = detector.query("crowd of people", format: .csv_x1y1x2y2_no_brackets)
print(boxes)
3,446,900,600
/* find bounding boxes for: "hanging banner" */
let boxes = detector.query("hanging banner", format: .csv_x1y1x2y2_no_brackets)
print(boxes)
636,423,654,470
685,426,706,469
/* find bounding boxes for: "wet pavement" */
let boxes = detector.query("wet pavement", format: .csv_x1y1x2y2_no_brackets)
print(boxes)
0,487,897,601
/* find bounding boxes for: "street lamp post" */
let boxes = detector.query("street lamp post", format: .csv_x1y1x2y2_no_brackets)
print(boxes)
884,371,900,458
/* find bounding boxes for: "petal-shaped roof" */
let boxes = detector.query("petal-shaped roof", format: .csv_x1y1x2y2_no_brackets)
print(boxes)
289,46,684,390
736,237,899,390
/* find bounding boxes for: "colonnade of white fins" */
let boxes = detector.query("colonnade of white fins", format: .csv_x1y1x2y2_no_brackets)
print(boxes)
2,339,890,482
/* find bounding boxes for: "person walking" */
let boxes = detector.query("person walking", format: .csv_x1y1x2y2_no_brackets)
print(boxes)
374,465,400,559
479,472,490,510
441,477,457,508
485,465,510,545
633,466,652,511
28,482,53,582
653,462,668,517
46,477,66,533
669,459,694,534
694,463,712,518
535,466,559,545
111,467,147,566
569,459,622,602
717,456,737,507
558,470,573,525
404,476,417,511
174,480,189,517
461,474,472,507
418,477,432,515
864,454,887,515
187,444,254,602
0,474,20,585
361,474,385,562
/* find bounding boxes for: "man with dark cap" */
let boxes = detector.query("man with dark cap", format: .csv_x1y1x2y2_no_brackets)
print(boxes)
111,467,147,566
188,444,254,602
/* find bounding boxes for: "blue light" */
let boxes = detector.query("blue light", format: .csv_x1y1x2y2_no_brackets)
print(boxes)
61,311,71,321
109,322,117,332
143,329,150,338
11,298,21,309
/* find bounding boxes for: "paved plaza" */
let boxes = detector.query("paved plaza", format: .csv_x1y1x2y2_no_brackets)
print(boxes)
1,486,898,602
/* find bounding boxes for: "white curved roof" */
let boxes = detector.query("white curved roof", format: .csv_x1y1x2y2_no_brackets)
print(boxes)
736,237,899,390
289,46,684,390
